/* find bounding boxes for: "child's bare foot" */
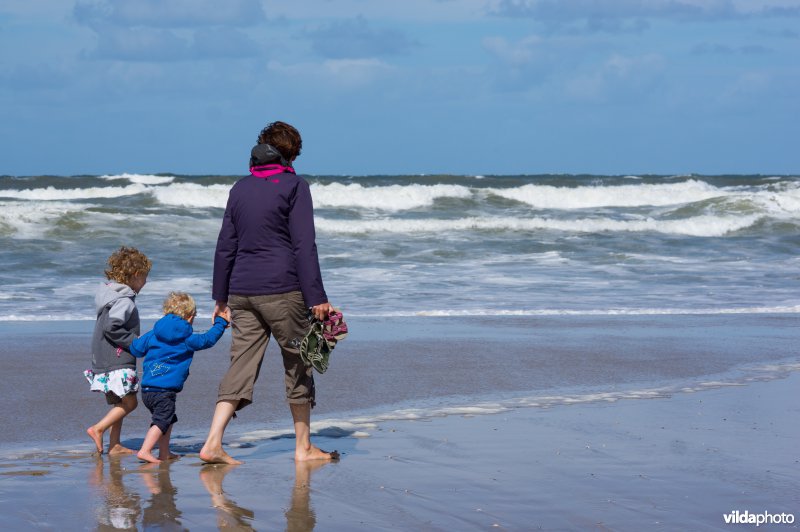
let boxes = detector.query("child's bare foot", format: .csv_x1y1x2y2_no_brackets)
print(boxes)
159,453,181,461
108,444,136,455
86,426,104,454
295,445,339,462
200,446,243,465
137,449,162,464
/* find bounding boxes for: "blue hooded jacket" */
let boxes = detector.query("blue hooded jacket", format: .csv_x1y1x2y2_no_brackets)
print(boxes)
131,314,227,392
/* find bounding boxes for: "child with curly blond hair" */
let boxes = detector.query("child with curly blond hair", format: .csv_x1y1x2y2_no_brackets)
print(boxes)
85,246,151,454
131,292,228,463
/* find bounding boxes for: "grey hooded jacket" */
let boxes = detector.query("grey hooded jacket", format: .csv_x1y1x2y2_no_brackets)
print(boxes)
91,281,140,373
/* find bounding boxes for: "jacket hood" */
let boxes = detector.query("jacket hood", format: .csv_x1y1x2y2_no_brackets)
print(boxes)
153,314,193,344
250,143,289,167
95,281,136,314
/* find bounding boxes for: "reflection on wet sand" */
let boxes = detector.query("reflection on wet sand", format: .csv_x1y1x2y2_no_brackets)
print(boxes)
198,459,332,531
199,464,255,530
285,460,329,532
139,462,185,531
90,456,141,531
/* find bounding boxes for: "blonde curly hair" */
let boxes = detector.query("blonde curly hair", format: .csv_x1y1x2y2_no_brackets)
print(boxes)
104,246,152,285
162,292,196,320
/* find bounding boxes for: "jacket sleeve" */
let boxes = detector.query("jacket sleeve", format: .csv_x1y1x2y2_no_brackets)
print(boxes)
129,331,152,358
185,317,227,351
212,190,239,302
104,298,138,349
288,179,328,307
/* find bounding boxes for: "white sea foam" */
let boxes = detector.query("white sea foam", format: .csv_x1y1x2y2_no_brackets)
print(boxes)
0,201,92,237
0,184,148,200
147,183,230,208
315,214,762,237
7,305,800,322
310,183,471,211
750,184,800,214
222,361,800,444
347,305,800,317
487,179,727,209
99,173,175,185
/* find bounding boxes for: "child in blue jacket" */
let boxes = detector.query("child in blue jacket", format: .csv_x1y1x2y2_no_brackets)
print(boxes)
131,292,228,463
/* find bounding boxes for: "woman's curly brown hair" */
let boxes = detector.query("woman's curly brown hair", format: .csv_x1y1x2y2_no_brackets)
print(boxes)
257,121,302,163
105,246,152,285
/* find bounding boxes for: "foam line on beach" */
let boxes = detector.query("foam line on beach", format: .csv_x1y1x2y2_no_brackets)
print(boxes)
2,305,800,321
346,305,800,317
225,360,800,446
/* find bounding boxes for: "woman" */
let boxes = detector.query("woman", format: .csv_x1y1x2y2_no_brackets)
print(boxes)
199,121,336,464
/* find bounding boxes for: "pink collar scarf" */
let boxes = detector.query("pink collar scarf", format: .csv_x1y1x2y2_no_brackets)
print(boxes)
250,164,295,178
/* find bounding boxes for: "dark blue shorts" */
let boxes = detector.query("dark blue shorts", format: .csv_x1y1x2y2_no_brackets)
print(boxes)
142,390,178,434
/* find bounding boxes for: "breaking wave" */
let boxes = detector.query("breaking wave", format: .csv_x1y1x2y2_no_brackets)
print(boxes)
315,214,762,237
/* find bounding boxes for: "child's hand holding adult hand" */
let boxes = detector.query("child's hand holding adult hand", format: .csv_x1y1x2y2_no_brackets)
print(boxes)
213,301,231,327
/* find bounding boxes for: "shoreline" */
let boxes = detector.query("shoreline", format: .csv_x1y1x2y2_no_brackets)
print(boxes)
1,314,799,448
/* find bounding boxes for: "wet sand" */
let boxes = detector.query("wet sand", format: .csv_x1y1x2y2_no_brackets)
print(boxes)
0,372,797,530
0,315,798,529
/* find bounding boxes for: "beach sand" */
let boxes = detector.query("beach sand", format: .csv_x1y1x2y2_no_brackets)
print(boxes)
0,316,798,530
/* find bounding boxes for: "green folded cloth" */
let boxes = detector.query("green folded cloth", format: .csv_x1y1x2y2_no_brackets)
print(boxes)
300,320,332,373
299,310,347,374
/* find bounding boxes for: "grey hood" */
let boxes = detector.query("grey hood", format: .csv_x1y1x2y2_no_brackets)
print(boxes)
95,281,136,315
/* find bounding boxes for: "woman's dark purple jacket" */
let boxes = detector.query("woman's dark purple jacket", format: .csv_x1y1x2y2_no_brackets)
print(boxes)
212,172,328,307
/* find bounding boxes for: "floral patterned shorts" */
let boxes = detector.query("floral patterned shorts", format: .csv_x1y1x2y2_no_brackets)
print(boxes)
84,368,139,404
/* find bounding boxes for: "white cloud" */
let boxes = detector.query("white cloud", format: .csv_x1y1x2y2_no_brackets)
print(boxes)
719,71,772,103
489,0,800,28
73,0,265,28
482,35,544,65
267,58,396,89
307,16,418,59
565,53,665,101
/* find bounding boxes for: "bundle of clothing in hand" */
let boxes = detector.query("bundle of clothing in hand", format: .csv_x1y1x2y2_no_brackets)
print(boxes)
300,310,348,373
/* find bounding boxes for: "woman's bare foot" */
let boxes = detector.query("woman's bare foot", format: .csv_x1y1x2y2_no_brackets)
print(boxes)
200,446,243,465
108,444,136,455
295,445,339,462
137,449,162,464
86,426,104,454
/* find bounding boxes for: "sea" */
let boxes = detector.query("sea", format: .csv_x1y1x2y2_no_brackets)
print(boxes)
1,172,799,320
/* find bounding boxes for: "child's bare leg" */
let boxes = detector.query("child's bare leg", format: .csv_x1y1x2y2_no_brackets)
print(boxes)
108,394,138,454
137,424,164,464
88,394,137,454
157,425,179,460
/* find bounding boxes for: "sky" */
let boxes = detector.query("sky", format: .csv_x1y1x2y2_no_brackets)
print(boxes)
1,0,798,176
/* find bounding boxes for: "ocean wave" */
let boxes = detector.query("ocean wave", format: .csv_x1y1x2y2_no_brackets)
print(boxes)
0,184,148,200
310,183,472,211
99,173,175,185
487,179,727,209
315,214,762,237
0,201,93,237
148,182,230,208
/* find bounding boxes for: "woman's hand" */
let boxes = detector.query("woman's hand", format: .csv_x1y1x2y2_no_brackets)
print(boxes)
311,302,333,321
213,301,231,327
